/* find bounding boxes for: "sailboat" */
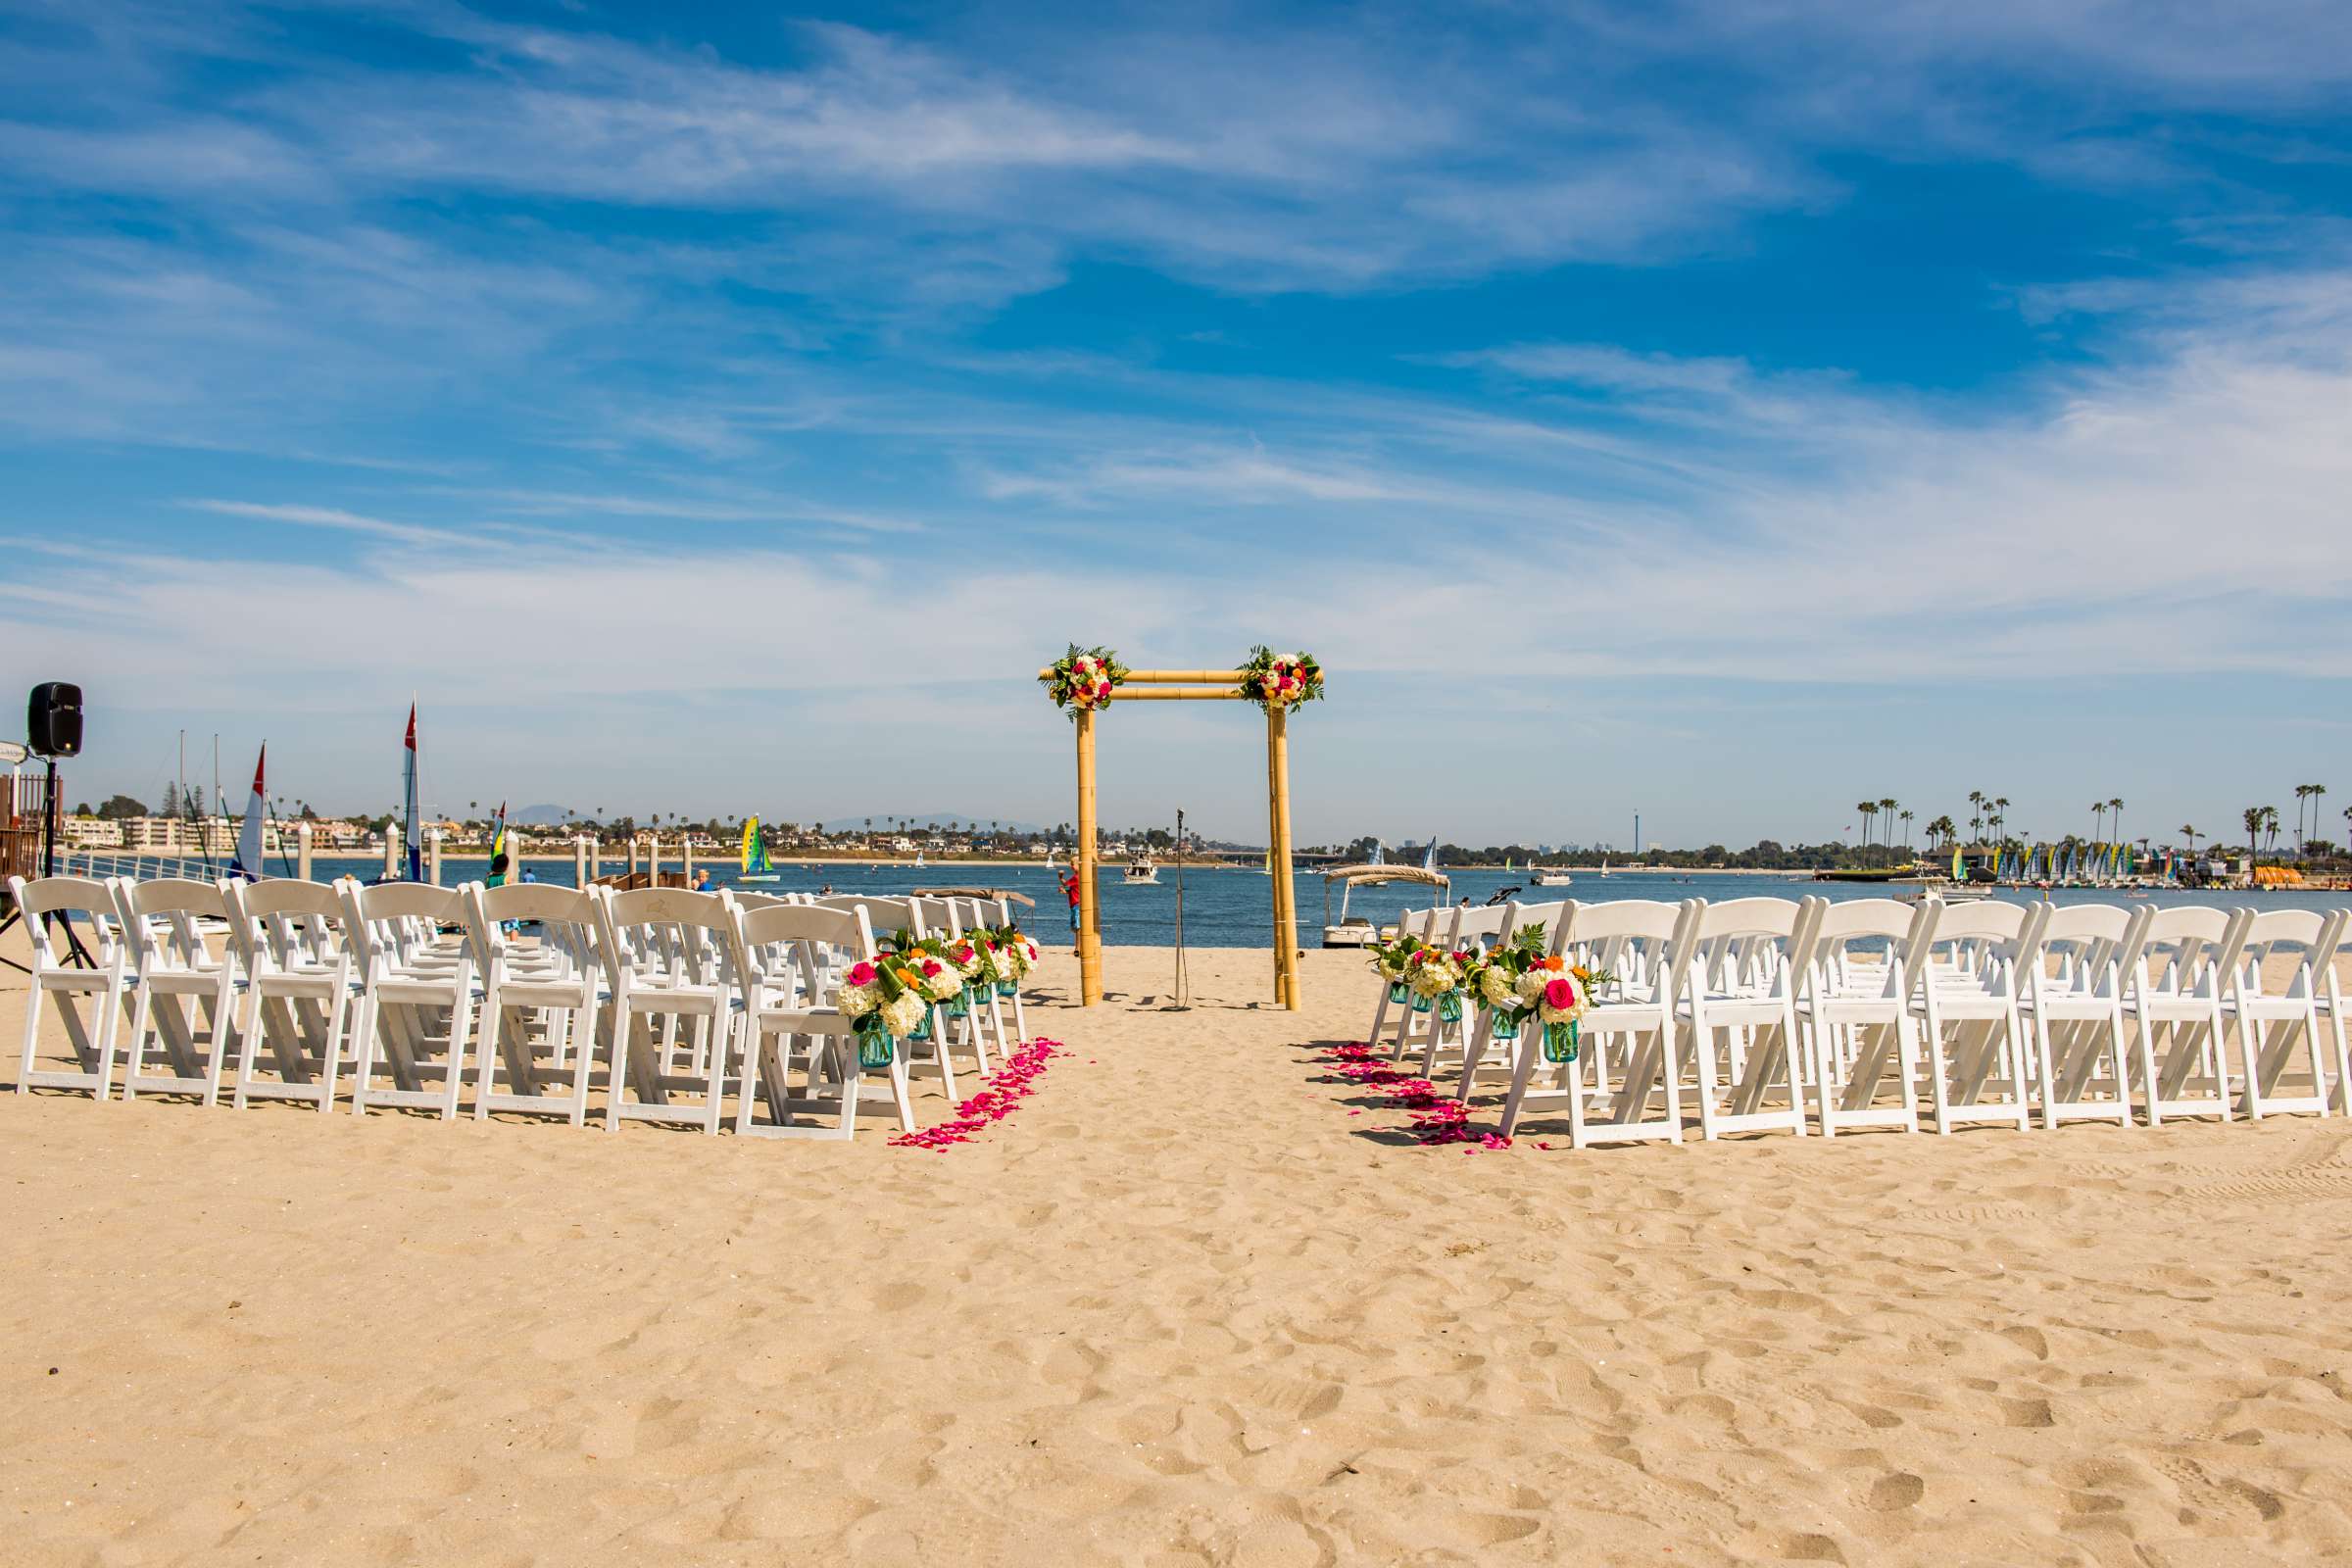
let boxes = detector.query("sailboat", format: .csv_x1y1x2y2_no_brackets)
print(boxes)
227,744,269,880
1421,838,1438,873
375,703,424,883
740,816,780,883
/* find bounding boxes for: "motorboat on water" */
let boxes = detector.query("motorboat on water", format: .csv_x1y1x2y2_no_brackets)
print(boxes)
1320,862,1450,948
1530,865,1573,887
1123,857,1161,885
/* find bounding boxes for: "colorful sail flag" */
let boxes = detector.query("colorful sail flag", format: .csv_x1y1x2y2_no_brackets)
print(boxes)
229,744,267,880
487,801,509,886
741,815,772,875
403,703,422,882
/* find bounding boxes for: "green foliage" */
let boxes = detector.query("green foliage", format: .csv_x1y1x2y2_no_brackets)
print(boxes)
1238,646,1324,713
1039,644,1130,719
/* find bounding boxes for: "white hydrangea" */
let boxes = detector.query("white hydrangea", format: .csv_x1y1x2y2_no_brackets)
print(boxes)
1410,956,1460,999
881,992,927,1038
835,980,879,1019
1514,969,1548,1003
919,961,962,1003
1478,966,1516,1008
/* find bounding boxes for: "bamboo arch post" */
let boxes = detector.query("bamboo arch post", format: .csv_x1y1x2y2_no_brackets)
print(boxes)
1043,664,1302,1011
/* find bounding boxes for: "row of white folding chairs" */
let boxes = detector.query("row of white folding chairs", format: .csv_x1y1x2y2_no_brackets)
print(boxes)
8,874,1026,1142
1364,895,2350,1149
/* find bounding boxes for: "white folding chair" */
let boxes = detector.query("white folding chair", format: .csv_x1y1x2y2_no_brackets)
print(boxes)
2226,908,2343,1120
821,895,962,1102
224,878,359,1112
1417,902,1520,1081
731,901,918,1139
8,874,132,1099
112,877,241,1105
2018,903,2146,1130
2124,906,2245,1126
1496,899,1694,1147
1390,904,1469,1063
1365,903,1441,1052
913,896,1001,1076
594,886,739,1134
465,882,610,1126
1908,900,2043,1134
1676,898,1816,1140
340,880,477,1120
1796,896,1931,1136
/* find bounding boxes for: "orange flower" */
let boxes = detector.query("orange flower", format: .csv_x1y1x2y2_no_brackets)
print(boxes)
1541,956,1565,971
894,967,920,987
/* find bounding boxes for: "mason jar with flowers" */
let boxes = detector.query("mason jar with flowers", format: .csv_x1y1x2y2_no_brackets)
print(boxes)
834,956,933,1069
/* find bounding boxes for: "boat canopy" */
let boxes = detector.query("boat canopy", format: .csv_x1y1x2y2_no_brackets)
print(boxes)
911,886,1038,908
1321,863,1449,891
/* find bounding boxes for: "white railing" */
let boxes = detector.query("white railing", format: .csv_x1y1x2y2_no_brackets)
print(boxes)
63,849,229,884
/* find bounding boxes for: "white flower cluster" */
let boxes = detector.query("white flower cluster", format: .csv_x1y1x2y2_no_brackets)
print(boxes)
918,960,963,1003
836,979,880,1019
880,991,927,1038
1409,955,1461,999
1477,965,1517,1009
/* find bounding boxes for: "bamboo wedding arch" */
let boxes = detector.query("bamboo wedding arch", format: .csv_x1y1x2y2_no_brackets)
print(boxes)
1039,650,1325,1010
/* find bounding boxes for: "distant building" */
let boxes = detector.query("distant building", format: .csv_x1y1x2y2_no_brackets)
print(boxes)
65,815,124,848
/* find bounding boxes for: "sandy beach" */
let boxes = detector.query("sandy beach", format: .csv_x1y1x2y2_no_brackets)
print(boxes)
6,933,2352,1565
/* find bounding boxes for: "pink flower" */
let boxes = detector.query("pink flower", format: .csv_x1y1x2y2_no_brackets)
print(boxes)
845,961,878,987
1544,976,1578,1009
921,958,944,977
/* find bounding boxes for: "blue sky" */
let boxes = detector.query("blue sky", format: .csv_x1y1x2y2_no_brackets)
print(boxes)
4,0,2350,848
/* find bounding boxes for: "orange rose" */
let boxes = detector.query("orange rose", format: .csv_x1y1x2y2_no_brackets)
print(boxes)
1542,956,1565,971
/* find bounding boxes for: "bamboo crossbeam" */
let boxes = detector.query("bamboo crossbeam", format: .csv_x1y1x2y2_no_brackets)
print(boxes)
1109,687,1249,701
1035,667,1247,683
1123,669,1247,684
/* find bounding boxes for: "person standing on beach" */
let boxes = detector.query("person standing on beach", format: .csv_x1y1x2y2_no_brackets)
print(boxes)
1059,866,1082,948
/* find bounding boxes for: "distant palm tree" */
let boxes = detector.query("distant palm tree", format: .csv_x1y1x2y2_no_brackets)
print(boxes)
1878,797,1898,851
2180,824,2198,857
1967,791,1985,844
1899,808,1915,849
1856,801,1878,857
2091,801,2106,844
1926,813,1955,849
2245,806,2266,868
1992,798,2009,844
2107,798,2124,848
2264,806,2281,854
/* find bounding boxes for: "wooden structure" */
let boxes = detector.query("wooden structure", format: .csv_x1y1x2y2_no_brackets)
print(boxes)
1041,666,1303,1010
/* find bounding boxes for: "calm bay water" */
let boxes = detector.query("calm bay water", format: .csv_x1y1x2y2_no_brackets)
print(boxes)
290,857,2349,947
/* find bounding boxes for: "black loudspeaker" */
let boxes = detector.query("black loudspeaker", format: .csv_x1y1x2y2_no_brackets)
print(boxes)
28,682,82,759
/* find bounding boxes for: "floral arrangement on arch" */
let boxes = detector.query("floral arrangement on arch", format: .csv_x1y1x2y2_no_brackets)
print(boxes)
1239,647,1323,713
1040,645,1129,715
